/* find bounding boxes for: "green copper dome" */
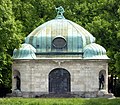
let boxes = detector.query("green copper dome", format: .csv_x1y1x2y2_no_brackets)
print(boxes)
13,6,109,59
83,43,108,59
13,44,36,59
25,17,95,53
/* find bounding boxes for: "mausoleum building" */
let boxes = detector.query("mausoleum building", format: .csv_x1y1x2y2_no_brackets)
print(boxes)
12,7,110,97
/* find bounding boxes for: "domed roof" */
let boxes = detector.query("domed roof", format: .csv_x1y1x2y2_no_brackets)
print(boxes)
13,44,36,59
13,6,109,59
25,7,95,53
83,43,109,59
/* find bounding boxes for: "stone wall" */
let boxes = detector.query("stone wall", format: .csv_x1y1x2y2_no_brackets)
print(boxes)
12,59,108,97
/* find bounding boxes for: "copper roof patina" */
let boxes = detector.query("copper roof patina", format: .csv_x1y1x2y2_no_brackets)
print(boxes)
13,6,109,59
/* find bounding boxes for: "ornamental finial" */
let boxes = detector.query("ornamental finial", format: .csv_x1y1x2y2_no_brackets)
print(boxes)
55,6,65,19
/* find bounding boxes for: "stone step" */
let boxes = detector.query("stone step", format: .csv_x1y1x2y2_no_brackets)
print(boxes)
35,93,76,98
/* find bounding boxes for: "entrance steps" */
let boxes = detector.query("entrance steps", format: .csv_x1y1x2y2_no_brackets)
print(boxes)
7,90,115,98
35,93,76,98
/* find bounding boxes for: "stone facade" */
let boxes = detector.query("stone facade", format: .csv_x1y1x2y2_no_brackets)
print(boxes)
12,59,108,97
11,7,111,98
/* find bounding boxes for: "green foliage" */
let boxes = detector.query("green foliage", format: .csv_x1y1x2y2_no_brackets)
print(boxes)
115,81,120,97
0,98,120,105
0,0,23,93
0,0,120,95
115,52,120,77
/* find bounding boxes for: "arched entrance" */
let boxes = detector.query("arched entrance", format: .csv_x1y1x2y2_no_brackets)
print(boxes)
49,68,71,94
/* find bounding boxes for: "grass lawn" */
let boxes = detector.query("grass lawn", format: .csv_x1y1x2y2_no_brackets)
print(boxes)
0,98,120,105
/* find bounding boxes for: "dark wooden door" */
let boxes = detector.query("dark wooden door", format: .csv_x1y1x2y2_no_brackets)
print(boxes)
49,68,70,94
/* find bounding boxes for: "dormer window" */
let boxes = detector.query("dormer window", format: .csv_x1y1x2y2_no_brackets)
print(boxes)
52,37,66,49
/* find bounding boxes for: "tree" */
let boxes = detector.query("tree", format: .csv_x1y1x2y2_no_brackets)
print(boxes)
0,0,120,96
0,0,23,96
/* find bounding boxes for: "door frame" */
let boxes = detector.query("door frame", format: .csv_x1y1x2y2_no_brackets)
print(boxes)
48,68,71,94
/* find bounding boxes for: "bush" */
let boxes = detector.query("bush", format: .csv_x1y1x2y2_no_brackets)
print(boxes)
115,81,120,97
0,84,11,97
